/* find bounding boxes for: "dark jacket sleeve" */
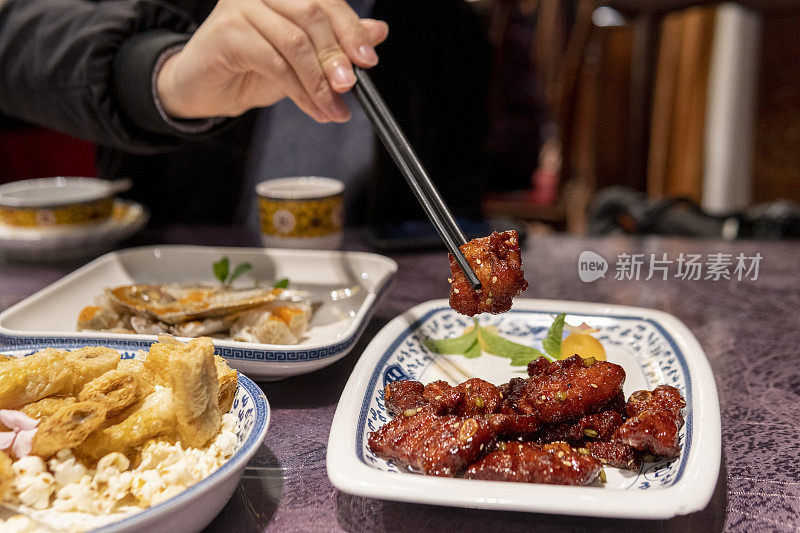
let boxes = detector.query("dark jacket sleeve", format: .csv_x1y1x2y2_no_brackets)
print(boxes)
0,0,218,154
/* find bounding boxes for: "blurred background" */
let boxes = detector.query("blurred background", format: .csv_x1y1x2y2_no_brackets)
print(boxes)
2,0,799,242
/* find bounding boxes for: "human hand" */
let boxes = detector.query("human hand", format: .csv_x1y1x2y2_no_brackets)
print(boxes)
156,0,388,123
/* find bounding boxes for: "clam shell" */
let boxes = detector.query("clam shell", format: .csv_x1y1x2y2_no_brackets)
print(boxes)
106,284,282,325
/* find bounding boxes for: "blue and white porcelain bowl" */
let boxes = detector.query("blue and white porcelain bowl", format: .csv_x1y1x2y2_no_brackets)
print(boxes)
0,341,270,533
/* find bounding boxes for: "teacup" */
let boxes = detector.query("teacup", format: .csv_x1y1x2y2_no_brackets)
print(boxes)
257,177,344,249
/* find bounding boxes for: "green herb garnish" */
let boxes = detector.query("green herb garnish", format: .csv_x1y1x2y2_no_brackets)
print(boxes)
424,318,558,366
213,257,252,287
478,326,549,366
423,327,478,355
272,278,290,289
542,313,566,359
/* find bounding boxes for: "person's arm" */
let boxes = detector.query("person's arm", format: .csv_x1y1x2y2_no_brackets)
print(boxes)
0,0,201,154
152,0,388,123
0,0,388,155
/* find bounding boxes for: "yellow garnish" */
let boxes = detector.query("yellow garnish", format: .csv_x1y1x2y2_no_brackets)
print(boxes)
560,332,606,361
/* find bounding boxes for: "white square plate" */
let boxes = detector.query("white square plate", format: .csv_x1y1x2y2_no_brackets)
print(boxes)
327,299,721,519
0,245,396,380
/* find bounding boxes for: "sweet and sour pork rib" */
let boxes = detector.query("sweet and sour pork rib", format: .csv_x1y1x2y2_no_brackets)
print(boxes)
500,356,626,423
422,380,463,413
384,378,503,418
626,385,686,418
367,406,495,477
423,378,502,417
464,441,602,486
448,230,528,316
587,438,643,471
383,380,425,416
484,414,540,438
616,384,685,458
383,379,539,440
594,385,687,461
535,410,624,444
617,410,683,458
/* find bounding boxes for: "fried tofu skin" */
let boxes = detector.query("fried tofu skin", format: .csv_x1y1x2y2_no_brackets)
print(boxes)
0,347,119,409
448,230,528,316
214,355,238,414
0,451,12,501
116,358,158,397
76,387,176,463
464,441,602,486
31,401,108,459
21,396,78,421
0,348,71,409
133,334,235,414
141,336,176,385
64,347,121,392
169,338,221,448
79,369,142,419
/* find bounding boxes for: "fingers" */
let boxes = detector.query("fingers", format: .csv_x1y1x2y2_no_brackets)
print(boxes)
248,47,331,123
237,28,333,123
317,0,379,67
267,1,387,92
361,18,390,46
243,0,350,121
267,0,354,93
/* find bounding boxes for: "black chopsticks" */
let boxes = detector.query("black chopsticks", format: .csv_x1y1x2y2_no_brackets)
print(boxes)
352,67,482,291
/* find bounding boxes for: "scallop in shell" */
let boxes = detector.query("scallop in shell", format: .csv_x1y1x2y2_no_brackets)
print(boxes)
106,284,283,325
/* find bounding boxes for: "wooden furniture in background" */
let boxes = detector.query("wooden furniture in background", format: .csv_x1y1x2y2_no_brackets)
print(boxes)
752,10,800,206
647,7,716,203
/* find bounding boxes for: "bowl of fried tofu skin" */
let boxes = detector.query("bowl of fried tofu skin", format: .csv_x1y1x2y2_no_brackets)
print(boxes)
0,335,269,532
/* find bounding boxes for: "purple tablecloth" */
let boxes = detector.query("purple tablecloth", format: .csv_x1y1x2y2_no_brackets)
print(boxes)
1,228,799,532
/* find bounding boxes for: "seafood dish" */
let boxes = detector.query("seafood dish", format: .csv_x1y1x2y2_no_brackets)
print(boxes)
368,355,686,485
77,283,312,345
448,231,528,316
0,335,242,531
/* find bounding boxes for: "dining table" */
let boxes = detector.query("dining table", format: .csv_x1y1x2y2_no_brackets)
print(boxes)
1,225,798,533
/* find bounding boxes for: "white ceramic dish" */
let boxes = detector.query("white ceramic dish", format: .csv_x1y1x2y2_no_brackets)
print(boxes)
0,338,270,533
0,200,148,261
0,245,397,380
327,299,721,519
